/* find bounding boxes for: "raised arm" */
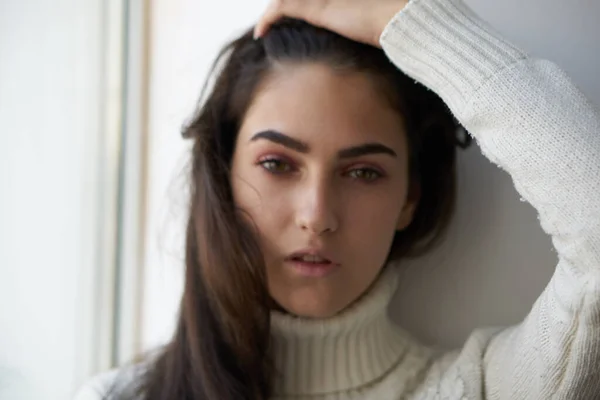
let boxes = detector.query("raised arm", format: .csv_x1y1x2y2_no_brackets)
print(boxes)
379,0,600,398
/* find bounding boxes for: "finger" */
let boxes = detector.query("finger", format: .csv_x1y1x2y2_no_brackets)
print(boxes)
254,0,321,39
254,0,279,39
254,0,283,39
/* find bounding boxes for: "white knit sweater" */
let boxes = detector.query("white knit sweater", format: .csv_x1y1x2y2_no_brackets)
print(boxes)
75,0,600,399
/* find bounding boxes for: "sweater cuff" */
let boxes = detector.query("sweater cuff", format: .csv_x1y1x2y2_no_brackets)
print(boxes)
380,0,528,116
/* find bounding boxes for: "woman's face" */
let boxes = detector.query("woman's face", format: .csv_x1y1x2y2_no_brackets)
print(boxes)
231,63,417,318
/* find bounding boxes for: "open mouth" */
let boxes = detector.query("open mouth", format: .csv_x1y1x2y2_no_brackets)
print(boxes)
285,251,339,277
289,254,332,264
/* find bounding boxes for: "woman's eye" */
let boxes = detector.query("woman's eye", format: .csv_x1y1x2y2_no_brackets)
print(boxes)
347,168,382,182
259,158,293,174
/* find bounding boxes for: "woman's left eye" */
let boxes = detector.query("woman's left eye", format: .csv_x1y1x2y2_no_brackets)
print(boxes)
346,168,383,182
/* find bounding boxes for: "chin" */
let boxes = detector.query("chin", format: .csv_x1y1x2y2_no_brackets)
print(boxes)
289,306,339,319
275,288,350,319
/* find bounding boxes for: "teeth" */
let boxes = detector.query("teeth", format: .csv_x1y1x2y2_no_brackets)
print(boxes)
300,254,327,263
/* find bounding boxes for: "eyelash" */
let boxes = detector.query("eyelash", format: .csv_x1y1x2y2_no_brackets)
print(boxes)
257,156,384,182
346,168,383,182
258,157,295,174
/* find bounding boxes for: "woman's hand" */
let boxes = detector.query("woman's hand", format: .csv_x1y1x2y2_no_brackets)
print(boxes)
254,0,409,48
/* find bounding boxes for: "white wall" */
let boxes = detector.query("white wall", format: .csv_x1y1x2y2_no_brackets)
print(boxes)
0,1,103,398
141,0,600,351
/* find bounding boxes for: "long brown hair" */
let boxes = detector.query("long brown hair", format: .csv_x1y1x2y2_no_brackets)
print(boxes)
115,18,470,400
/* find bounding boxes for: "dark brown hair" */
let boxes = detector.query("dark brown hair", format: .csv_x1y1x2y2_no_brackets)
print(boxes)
114,18,470,400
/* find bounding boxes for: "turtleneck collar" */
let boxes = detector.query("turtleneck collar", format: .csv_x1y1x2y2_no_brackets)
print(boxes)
269,266,412,396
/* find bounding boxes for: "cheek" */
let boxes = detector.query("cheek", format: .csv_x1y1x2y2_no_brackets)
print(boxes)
231,173,262,212
230,169,291,235
346,181,407,226
342,188,406,256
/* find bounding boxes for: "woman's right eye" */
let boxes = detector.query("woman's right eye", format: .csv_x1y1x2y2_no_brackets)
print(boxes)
258,158,293,174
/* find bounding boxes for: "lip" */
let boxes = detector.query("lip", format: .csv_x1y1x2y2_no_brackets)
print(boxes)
284,249,340,278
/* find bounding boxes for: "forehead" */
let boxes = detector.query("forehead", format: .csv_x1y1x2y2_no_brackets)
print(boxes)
238,63,407,148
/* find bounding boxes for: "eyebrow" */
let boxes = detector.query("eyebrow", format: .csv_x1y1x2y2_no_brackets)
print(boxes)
250,130,397,159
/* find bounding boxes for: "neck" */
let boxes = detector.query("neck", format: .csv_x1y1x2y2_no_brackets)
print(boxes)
269,267,411,396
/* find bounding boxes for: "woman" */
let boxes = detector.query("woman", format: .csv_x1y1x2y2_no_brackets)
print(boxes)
76,0,600,399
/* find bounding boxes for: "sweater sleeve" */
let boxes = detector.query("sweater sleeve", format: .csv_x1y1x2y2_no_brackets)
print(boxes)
380,0,600,399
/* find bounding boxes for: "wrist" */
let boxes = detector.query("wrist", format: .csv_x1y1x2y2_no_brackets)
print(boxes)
373,0,409,47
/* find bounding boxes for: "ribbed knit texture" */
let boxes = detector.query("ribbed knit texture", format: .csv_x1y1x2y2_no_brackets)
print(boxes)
75,0,600,399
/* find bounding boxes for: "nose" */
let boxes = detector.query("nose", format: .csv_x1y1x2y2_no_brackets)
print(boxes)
295,179,339,235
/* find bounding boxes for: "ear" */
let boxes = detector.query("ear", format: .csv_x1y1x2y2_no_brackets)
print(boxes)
396,183,420,231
